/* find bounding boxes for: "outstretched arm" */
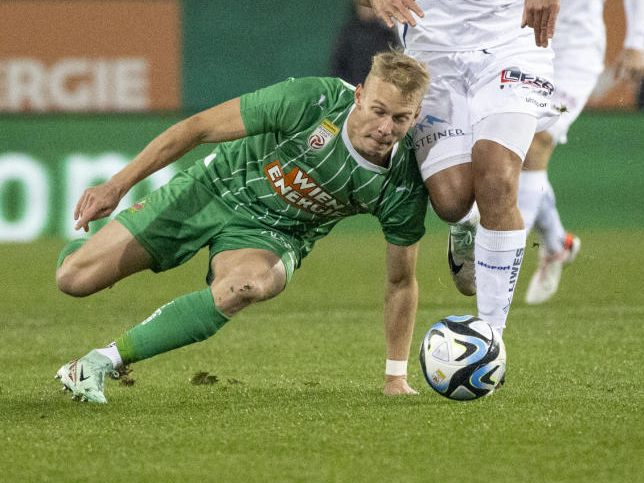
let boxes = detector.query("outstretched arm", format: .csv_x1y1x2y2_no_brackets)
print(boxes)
383,242,420,395
74,98,246,231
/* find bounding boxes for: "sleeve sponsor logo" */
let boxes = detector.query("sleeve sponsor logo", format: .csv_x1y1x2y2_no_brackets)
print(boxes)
263,160,348,217
307,119,339,150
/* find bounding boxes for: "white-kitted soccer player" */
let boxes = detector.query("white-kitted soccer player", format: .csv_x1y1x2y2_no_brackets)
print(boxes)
519,0,644,304
366,0,561,337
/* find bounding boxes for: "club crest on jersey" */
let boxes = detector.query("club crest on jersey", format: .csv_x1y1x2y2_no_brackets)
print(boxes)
128,200,147,213
307,119,339,150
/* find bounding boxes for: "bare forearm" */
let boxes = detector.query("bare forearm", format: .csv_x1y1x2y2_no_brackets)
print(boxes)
382,242,420,395
109,98,244,195
73,97,244,231
384,278,418,361
109,118,203,195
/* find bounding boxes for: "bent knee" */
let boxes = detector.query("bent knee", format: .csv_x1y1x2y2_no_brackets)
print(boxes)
475,173,518,209
56,267,90,297
425,165,474,223
227,279,271,304
211,273,284,314
429,191,474,223
56,260,98,297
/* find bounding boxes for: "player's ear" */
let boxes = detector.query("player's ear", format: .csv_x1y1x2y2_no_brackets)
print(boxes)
354,84,363,106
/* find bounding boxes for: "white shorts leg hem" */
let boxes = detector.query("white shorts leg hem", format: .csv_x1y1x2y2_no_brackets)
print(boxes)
474,113,538,161
420,154,470,180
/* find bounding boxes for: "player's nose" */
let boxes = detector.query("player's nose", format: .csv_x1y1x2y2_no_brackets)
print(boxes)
377,117,393,135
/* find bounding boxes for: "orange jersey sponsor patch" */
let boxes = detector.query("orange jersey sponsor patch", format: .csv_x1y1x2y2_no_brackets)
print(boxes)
263,160,347,217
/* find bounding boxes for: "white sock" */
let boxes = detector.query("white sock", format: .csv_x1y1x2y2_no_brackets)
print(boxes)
475,225,527,334
96,342,123,369
534,180,566,254
518,170,548,233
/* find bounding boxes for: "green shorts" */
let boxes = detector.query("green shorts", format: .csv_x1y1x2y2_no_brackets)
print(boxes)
116,167,305,283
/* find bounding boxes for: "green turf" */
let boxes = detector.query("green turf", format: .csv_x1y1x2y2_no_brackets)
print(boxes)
1,229,642,482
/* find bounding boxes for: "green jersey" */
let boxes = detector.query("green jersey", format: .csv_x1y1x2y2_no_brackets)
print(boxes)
194,76,427,246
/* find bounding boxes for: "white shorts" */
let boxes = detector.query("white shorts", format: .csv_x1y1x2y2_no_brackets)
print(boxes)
546,45,604,145
407,35,559,179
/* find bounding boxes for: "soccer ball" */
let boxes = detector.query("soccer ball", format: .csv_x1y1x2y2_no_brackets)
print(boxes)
419,315,506,400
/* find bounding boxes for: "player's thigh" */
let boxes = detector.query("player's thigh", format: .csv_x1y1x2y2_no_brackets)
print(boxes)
59,219,152,294
116,166,234,273
207,227,304,306
407,50,474,220
470,114,535,206
473,112,538,164
424,162,474,222
409,50,473,181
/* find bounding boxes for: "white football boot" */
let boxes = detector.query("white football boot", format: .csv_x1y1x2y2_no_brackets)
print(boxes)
525,233,581,305
447,212,479,296
55,350,116,403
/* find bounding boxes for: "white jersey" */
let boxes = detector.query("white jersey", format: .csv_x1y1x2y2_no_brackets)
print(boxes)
399,0,531,52
546,0,644,144
623,0,644,49
553,0,606,59
549,0,644,55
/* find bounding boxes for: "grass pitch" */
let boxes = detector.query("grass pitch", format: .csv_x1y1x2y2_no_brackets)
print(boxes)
1,227,642,482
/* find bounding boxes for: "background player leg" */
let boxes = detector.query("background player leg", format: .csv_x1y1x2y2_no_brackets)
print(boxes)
520,131,581,305
518,131,555,233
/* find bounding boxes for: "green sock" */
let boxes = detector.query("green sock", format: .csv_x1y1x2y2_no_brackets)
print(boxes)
115,289,229,364
56,239,87,268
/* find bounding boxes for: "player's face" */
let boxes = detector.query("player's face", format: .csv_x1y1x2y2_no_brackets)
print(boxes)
350,77,420,164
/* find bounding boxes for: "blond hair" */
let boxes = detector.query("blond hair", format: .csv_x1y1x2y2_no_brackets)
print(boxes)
366,51,429,103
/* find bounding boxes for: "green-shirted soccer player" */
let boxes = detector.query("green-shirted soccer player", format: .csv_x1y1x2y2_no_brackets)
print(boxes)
55,52,430,403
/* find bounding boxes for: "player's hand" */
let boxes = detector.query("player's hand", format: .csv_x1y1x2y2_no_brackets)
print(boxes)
614,48,644,82
383,375,418,395
369,0,424,29
74,181,125,232
521,0,559,48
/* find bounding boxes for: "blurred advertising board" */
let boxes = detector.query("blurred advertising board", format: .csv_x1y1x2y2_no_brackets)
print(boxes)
0,1,180,112
0,116,192,241
0,0,638,113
